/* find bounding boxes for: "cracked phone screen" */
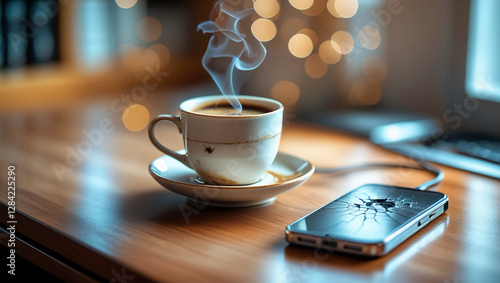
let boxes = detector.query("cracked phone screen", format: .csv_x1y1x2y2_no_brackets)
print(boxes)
290,185,446,242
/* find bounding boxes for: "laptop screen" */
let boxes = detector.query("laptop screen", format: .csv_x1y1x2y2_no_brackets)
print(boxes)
465,0,500,103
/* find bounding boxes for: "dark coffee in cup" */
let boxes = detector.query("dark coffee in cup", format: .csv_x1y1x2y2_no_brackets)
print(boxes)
194,103,270,116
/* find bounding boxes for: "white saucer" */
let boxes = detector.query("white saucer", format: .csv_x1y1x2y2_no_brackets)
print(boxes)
149,152,314,207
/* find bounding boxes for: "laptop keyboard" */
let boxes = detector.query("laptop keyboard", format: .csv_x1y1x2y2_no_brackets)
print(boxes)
443,139,500,165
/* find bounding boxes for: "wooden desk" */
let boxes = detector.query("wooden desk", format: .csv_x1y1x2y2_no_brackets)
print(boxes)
1,93,499,282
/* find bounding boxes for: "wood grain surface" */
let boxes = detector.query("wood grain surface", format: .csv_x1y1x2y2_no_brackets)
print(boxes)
0,90,499,283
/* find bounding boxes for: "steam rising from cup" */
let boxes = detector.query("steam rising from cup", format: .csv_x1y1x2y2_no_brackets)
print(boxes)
197,0,267,111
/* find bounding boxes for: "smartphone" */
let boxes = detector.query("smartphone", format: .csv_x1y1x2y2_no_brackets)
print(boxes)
286,184,449,256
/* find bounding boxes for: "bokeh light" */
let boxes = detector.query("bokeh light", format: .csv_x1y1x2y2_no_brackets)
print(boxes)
327,0,340,17
251,18,277,42
289,0,314,10
140,47,161,68
122,45,141,70
138,17,162,42
254,0,280,18
116,0,137,9
363,56,387,82
122,46,161,79
122,104,150,132
359,25,382,50
270,81,301,106
331,31,354,54
336,0,358,18
149,43,171,68
327,0,358,18
319,40,341,64
298,28,318,48
288,33,313,58
349,79,382,106
305,54,328,78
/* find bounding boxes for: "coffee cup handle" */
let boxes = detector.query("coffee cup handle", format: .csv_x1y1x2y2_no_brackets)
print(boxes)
148,114,192,169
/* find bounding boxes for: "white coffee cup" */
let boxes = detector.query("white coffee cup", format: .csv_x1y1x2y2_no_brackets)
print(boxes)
148,95,283,185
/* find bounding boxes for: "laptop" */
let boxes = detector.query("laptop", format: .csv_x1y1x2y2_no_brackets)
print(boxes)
308,0,500,179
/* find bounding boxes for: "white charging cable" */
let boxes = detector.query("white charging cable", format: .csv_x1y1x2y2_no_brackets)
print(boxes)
315,160,444,191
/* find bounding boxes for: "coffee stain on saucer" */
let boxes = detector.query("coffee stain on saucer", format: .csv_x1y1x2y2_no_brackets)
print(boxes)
196,170,241,186
267,170,301,183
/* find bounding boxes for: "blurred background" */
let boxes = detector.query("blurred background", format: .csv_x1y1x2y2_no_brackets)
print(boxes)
0,0,498,140
0,0,210,112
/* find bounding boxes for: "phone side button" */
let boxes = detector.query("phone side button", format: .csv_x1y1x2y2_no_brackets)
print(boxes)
419,209,439,227
418,217,431,227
